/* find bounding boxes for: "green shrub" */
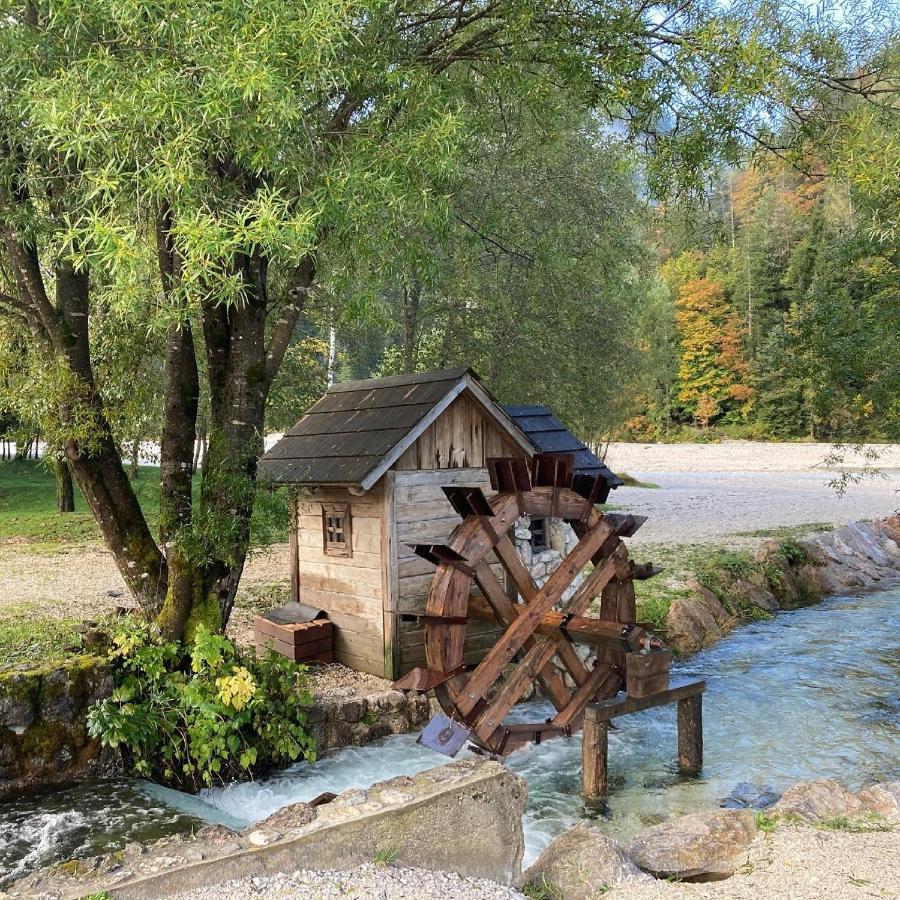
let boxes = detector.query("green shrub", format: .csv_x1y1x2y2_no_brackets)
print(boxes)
776,538,809,566
88,620,316,792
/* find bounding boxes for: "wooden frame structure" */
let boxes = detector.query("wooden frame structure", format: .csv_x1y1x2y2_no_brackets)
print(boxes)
582,680,705,805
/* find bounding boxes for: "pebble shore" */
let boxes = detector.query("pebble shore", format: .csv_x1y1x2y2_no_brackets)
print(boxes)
171,863,526,899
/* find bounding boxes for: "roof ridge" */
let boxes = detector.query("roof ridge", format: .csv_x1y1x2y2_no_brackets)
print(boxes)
327,367,473,394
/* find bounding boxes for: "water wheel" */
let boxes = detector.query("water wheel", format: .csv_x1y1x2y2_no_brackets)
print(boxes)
395,454,662,756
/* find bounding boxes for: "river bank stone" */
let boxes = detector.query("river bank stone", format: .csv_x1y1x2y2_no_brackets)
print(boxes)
771,779,864,821
721,781,780,810
521,822,649,898
0,656,116,798
857,782,900,821
626,809,757,880
663,518,900,654
664,581,728,652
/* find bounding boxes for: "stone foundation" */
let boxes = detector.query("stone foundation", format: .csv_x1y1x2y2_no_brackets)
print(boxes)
307,687,431,754
0,656,116,799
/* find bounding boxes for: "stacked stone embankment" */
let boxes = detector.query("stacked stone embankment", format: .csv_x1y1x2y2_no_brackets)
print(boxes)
664,516,900,653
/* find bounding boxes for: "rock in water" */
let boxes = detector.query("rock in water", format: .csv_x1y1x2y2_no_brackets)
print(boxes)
721,781,780,810
253,801,318,831
771,779,863,822
521,822,649,899
626,809,756,880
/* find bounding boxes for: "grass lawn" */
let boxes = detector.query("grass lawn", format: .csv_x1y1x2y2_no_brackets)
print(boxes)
0,602,87,671
0,459,287,551
0,459,165,549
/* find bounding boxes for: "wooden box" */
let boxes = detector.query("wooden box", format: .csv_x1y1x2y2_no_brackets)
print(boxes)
254,616,334,665
625,649,671,698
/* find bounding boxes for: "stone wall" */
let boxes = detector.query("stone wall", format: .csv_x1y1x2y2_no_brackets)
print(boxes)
512,514,580,596
0,659,429,798
307,688,431,754
0,656,115,799
664,516,900,654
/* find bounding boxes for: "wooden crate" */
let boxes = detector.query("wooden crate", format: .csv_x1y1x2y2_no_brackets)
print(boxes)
254,616,334,665
625,649,671,698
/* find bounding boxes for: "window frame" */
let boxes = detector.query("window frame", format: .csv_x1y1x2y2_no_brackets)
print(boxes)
529,516,548,553
322,502,352,557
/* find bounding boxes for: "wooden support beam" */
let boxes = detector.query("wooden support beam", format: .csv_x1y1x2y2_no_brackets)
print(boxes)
553,664,621,729
589,680,706,722
582,706,608,807
465,595,646,652
677,693,703,774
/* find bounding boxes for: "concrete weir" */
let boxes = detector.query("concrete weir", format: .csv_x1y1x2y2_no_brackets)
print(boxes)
10,759,527,899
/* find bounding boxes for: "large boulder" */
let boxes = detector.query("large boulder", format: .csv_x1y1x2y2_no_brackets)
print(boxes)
664,583,728,653
857,782,900,822
253,801,318,832
771,779,863,822
626,809,756,880
730,579,778,613
521,822,649,899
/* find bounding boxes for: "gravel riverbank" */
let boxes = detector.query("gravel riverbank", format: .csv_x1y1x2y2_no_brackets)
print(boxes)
161,825,900,900
606,824,899,900
170,864,525,900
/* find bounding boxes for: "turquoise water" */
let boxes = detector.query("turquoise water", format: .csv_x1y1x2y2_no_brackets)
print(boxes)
3,582,898,881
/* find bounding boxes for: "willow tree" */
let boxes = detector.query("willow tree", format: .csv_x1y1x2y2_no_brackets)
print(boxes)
0,0,888,639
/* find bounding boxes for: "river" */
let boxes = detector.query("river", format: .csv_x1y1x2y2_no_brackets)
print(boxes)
2,582,898,883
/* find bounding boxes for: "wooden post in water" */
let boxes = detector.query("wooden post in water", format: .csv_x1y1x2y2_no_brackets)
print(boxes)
582,705,608,806
677,693,703,774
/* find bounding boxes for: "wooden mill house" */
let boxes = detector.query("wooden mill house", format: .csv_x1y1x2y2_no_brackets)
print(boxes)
259,368,620,678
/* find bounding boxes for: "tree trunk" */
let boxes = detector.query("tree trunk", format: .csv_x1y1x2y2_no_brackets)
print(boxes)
130,437,140,478
401,281,421,374
52,260,168,614
153,204,202,639
54,457,75,513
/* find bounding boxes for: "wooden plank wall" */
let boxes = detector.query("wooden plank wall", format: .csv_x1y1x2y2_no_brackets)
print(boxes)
393,392,522,471
390,469,511,675
294,485,386,676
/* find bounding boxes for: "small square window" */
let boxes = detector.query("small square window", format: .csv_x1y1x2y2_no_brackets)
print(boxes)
530,517,548,553
322,503,352,557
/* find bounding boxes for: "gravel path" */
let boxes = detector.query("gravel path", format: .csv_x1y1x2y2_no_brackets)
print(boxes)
2,441,896,626
170,864,526,900
606,824,900,900
606,441,899,545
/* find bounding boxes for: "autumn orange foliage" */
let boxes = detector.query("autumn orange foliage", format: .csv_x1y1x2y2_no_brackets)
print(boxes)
675,276,754,425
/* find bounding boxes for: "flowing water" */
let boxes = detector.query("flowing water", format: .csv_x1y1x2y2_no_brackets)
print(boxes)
3,583,899,882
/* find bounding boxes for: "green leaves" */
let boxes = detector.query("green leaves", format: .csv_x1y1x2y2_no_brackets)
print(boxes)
87,618,316,791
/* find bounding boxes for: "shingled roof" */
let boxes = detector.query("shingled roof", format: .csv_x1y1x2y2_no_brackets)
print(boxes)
503,405,623,489
259,368,532,490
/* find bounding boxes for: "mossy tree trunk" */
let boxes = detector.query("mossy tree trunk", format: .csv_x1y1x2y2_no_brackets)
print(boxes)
54,457,74,513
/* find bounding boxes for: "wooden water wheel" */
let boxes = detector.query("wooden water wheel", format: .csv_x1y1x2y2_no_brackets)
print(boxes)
395,453,665,756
